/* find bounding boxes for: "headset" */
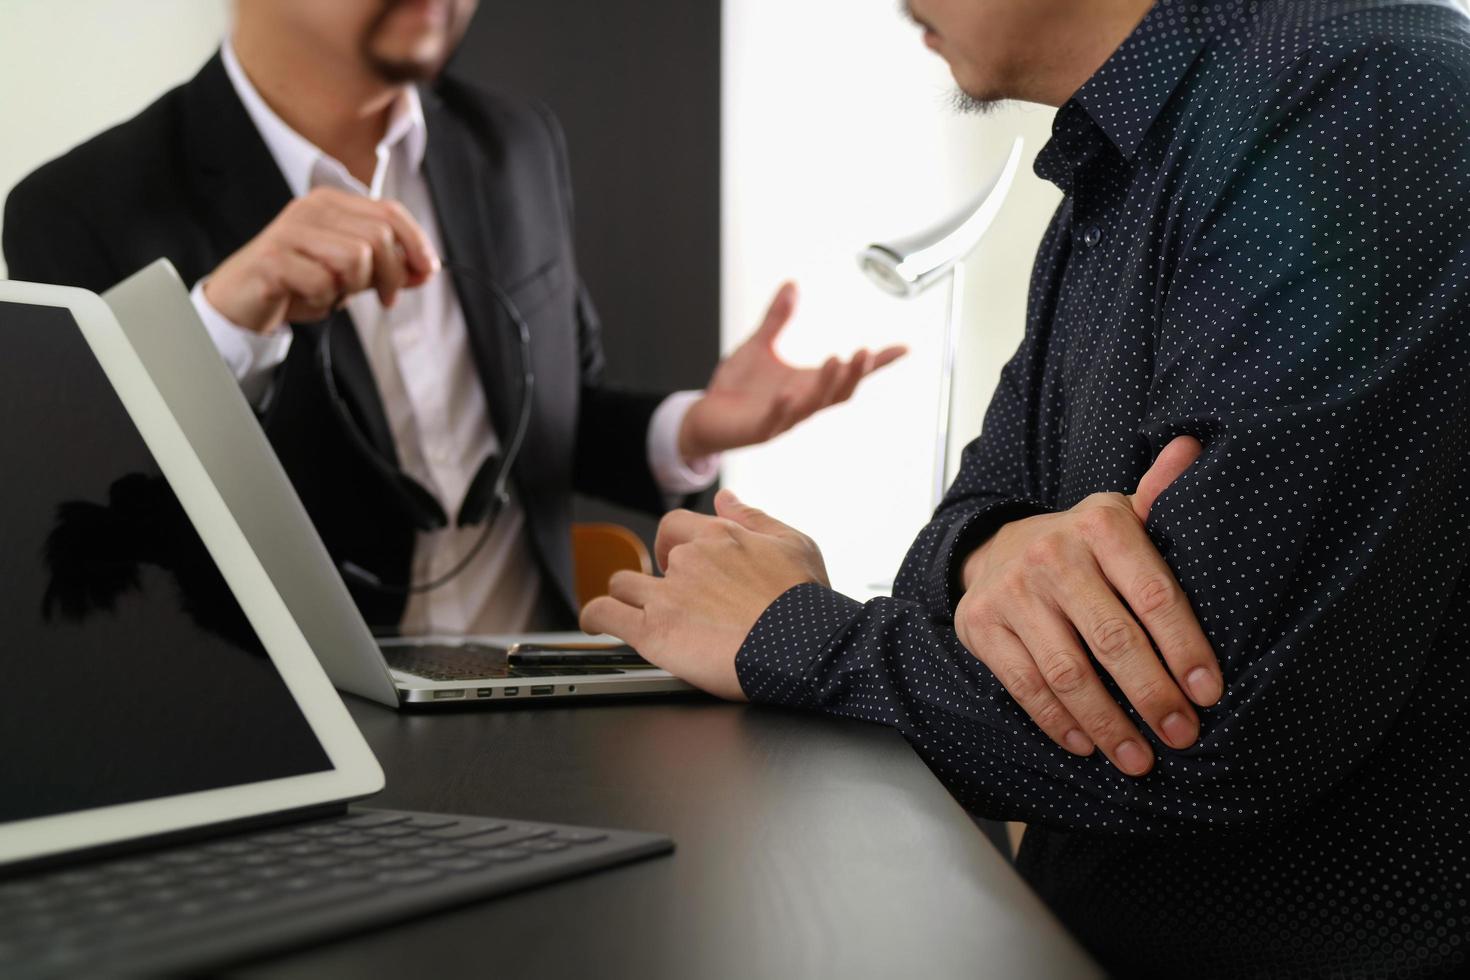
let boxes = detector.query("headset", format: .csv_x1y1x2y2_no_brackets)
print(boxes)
317,262,535,595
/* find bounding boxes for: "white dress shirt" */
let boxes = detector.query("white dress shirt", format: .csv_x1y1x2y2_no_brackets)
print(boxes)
192,41,718,634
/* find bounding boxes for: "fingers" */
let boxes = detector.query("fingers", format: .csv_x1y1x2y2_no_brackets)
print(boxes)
371,198,440,284
779,343,899,427
607,570,659,609
654,509,731,572
777,356,842,431
753,281,798,348
713,488,790,536
1089,516,1223,708
827,350,871,407
869,345,908,371
1051,557,1200,750
1007,603,1156,776
336,213,416,308
1130,435,1203,521
271,248,347,321
286,228,377,302
973,624,1095,757
579,595,645,644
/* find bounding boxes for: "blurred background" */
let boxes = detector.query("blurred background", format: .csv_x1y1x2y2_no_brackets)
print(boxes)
0,0,1095,596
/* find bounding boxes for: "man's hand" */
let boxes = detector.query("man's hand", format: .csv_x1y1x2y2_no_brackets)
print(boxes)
678,283,907,458
955,436,1221,776
579,489,829,700
203,186,440,334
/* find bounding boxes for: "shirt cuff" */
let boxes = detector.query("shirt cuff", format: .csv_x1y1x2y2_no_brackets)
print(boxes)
926,498,1052,617
190,279,293,406
646,390,721,496
735,582,864,706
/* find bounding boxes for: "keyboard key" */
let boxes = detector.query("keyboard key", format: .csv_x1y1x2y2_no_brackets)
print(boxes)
327,833,375,848
402,816,457,830
291,854,348,871
368,856,417,872
326,865,374,881
423,822,506,840
521,840,570,854
254,833,300,846
365,825,418,839
339,812,411,829
372,869,442,886
381,837,433,851
242,865,293,881
415,845,464,860
478,848,532,863
299,824,351,838
428,858,488,874
457,828,554,850
279,876,325,892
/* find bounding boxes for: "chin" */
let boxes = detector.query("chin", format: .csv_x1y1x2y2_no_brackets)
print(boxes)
367,41,446,83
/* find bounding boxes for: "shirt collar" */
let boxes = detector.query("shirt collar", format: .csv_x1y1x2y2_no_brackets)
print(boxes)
1034,0,1227,190
220,38,427,199
1077,0,1227,160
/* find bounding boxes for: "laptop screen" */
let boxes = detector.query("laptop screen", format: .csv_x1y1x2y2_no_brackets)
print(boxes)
0,301,333,824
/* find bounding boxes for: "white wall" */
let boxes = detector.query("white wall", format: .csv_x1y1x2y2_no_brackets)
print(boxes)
0,0,230,279
721,0,1062,597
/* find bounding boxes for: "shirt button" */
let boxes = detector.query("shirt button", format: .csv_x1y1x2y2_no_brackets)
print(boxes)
1083,226,1104,247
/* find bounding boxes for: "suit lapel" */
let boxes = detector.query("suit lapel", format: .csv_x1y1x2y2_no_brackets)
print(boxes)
182,52,399,464
419,88,523,448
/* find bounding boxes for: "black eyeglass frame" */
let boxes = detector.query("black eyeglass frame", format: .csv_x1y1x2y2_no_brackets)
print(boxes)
316,263,536,596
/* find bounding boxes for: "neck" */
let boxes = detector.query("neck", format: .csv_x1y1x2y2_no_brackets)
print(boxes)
231,23,402,184
1025,0,1156,107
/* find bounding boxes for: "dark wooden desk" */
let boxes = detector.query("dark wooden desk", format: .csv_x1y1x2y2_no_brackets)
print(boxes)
237,696,1101,980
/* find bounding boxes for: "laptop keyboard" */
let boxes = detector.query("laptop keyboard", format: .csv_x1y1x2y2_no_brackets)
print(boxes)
383,643,629,681
0,808,670,978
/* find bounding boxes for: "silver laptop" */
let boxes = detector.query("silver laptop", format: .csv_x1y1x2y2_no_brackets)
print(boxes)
0,276,671,976
104,260,691,708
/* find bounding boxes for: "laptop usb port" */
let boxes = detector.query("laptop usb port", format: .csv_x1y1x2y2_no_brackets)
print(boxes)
477,689,495,698
432,689,465,700
503,687,519,696
530,685,554,696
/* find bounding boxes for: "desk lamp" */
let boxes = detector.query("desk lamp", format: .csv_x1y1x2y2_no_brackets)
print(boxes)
859,137,1024,507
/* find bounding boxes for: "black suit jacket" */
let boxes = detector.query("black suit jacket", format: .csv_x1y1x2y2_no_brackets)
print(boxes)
3,53,671,630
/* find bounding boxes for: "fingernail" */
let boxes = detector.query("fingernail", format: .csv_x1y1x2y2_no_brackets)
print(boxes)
1187,667,1222,706
1063,729,1094,756
1161,711,1196,749
1114,740,1152,776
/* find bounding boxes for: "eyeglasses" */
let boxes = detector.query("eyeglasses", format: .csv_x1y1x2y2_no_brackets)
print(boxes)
317,262,535,595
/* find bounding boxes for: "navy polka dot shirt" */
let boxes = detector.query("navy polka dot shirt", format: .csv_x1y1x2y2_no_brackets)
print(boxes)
736,1,1470,975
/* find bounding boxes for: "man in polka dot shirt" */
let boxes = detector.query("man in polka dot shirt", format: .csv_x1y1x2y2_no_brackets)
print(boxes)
584,0,1470,975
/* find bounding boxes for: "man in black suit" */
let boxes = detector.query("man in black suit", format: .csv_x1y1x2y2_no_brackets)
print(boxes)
3,0,901,634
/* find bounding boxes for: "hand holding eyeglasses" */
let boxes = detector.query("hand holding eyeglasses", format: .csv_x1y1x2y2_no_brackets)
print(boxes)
202,186,440,334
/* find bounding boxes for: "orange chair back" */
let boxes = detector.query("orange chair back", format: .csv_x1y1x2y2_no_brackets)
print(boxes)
571,522,653,608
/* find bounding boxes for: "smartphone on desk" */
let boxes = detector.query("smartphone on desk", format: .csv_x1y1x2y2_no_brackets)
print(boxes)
505,641,652,668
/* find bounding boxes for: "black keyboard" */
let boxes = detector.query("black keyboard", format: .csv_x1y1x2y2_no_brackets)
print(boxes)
0,808,671,978
383,643,631,681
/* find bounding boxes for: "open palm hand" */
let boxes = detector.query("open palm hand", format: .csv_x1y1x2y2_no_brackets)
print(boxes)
678,282,907,458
